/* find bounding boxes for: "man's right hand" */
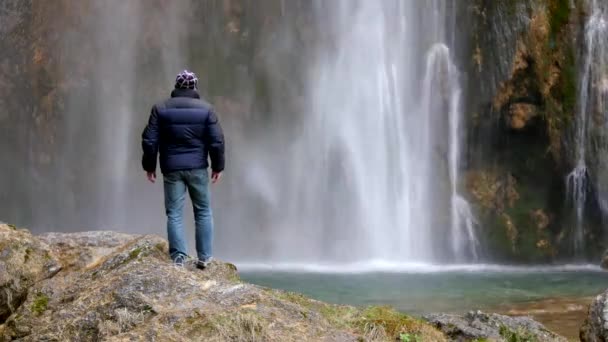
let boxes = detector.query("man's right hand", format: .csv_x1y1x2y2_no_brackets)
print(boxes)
146,171,156,183
211,171,222,184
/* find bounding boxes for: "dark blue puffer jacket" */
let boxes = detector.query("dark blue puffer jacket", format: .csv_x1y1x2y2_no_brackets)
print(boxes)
141,88,225,174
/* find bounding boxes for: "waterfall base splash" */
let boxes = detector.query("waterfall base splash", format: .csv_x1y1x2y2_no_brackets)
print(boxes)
237,261,602,273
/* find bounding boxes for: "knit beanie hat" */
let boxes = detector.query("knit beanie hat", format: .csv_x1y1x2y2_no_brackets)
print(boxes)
175,70,198,89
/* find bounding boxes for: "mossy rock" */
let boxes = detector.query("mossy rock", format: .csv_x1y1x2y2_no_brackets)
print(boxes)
30,292,49,316
0,224,60,323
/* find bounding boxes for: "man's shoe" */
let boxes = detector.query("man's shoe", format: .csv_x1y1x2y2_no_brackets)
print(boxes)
196,257,213,270
173,254,188,267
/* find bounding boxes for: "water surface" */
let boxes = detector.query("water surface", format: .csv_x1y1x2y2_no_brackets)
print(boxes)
240,265,608,338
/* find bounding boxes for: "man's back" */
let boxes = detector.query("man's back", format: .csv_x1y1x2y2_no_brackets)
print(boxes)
142,88,225,175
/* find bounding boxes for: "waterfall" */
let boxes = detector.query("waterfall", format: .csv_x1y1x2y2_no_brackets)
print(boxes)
237,0,479,264
567,0,608,256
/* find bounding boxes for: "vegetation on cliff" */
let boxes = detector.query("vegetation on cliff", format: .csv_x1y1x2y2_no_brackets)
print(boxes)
465,0,605,262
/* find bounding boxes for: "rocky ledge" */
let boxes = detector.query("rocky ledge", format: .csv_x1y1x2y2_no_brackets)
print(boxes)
0,223,581,341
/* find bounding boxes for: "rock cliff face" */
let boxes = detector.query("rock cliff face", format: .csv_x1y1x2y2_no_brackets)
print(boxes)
462,0,607,262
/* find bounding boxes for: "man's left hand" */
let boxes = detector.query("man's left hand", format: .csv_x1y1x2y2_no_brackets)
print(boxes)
147,171,156,183
211,171,222,184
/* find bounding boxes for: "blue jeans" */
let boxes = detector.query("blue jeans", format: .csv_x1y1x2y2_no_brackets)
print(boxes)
163,169,213,262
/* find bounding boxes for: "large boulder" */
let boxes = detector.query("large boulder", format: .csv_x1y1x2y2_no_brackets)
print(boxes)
0,224,60,323
601,250,608,270
424,310,567,342
580,291,608,342
0,228,445,342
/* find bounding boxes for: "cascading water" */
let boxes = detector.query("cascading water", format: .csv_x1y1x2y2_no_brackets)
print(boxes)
437,44,480,262
421,44,479,262
239,0,479,265
566,164,587,255
567,0,608,256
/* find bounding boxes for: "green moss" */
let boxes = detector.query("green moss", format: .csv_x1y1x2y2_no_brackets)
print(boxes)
30,292,49,315
273,291,443,338
482,186,554,263
319,304,358,328
225,263,241,283
228,274,241,283
275,290,314,308
128,247,142,260
548,0,571,36
399,332,422,342
558,47,577,116
543,43,577,161
354,306,437,339
268,289,445,339
482,212,513,259
499,325,539,342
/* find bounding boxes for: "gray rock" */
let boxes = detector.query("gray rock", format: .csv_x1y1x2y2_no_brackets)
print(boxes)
580,291,608,342
424,310,567,342
601,250,608,270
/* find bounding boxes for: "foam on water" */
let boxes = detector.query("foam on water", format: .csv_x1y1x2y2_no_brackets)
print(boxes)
236,261,602,274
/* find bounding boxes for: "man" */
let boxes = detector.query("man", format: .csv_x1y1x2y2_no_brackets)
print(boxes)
141,70,225,269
